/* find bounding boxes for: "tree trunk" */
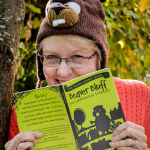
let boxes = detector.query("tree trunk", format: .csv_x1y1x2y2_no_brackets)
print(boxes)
0,0,25,149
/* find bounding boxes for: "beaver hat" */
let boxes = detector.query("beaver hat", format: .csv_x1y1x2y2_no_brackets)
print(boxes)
36,0,109,86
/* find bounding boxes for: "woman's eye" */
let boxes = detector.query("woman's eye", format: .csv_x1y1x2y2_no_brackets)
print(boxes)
46,55,58,59
73,55,83,58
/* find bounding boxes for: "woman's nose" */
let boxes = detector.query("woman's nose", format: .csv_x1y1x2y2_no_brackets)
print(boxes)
56,60,72,77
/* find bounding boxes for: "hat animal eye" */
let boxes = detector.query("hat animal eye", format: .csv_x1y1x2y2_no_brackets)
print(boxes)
64,2,81,14
50,2,63,8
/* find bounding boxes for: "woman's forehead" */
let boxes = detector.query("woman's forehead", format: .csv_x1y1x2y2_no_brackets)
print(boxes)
42,44,94,55
41,35,96,53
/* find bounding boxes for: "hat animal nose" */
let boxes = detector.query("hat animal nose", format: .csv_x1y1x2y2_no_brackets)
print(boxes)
52,7,65,15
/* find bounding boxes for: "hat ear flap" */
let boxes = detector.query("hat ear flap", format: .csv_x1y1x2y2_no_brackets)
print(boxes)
100,0,106,2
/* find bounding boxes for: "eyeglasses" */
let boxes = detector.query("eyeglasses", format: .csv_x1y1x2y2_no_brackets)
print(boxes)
38,52,97,68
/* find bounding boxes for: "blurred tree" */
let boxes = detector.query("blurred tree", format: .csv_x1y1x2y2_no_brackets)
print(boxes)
0,0,24,149
14,0,150,93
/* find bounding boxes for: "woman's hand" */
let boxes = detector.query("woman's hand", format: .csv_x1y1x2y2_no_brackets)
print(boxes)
109,121,148,150
5,131,43,150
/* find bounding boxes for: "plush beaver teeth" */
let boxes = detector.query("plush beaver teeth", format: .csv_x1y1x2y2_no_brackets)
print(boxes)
53,19,65,27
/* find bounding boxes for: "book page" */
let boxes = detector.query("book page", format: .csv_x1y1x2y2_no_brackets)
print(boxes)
62,68,125,150
13,86,77,150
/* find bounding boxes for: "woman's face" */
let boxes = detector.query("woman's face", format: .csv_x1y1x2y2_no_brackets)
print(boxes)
41,36,98,86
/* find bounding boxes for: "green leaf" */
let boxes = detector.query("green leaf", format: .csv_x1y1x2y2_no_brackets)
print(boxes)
124,10,140,19
107,37,114,47
135,46,146,57
20,27,27,39
116,27,123,33
131,68,141,80
112,32,123,43
115,44,121,52
128,28,136,39
32,17,41,29
26,4,41,14
111,70,118,77
126,39,135,50
105,9,116,19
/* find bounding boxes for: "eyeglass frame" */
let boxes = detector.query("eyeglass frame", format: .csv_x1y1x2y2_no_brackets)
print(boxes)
37,52,97,67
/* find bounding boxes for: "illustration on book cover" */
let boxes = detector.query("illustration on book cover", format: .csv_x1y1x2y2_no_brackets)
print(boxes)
72,103,124,150
62,70,125,150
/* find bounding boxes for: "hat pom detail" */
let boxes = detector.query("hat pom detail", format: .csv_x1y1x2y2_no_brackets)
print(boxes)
46,2,80,28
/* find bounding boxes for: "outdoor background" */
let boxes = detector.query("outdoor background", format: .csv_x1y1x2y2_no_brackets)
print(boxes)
14,0,150,92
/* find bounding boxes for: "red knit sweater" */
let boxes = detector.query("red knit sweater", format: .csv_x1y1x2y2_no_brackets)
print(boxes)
8,78,150,148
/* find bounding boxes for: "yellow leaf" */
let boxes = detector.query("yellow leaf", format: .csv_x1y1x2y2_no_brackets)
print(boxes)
139,0,150,12
125,4,132,10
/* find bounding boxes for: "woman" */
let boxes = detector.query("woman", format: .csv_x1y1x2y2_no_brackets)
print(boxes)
5,0,150,149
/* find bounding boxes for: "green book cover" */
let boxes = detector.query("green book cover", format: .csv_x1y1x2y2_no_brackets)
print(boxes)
13,68,125,150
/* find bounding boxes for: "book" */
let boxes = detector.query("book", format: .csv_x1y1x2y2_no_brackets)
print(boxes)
13,68,125,150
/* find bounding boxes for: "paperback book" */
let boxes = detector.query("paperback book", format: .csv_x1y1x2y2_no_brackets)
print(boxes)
13,68,125,150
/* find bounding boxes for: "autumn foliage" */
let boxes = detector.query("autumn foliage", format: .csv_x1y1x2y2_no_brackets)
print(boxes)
14,0,150,92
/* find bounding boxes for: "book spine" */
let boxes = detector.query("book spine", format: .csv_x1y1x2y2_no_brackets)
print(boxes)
59,85,80,150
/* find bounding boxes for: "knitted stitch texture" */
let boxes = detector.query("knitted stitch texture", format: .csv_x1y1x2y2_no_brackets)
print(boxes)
8,105,19,141
113,78,150,147
8,78,150,148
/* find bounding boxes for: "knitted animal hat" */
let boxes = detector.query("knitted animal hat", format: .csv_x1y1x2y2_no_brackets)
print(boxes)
36,0,109,87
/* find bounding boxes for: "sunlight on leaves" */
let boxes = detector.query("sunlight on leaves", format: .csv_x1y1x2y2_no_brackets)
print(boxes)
26,4,41,14
139,0,150,12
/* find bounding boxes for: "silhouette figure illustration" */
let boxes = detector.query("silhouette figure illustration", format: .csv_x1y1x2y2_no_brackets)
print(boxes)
90,105,111,135
74,108,87,133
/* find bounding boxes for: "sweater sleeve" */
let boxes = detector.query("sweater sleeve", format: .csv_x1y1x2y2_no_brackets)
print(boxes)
142,82,150,148
8,105,19,141
114,78,150,148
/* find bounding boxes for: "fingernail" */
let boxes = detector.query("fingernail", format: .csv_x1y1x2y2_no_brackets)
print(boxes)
111,137,115,141
109,142,115,147
38,133,43,137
